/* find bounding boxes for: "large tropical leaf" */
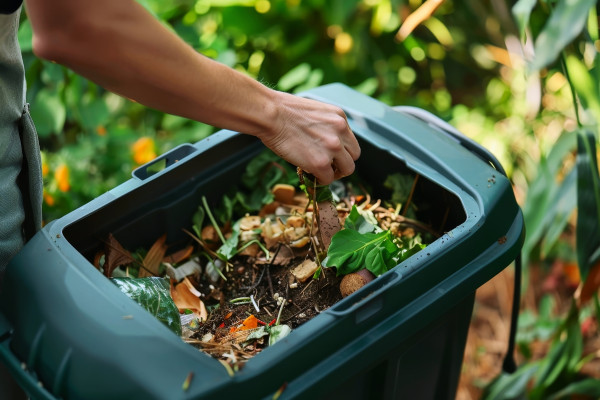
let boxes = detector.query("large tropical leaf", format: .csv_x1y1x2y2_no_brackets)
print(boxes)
576,130,600,281
531,0,596,71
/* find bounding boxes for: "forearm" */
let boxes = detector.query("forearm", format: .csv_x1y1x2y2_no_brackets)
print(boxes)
25,0,360,184
25,0,277,136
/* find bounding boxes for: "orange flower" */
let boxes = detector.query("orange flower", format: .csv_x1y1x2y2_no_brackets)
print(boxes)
42,161,49,177
563,261,580,288
54,164,70,192
132,137,157,165
96,125,107,136
43,191,55,206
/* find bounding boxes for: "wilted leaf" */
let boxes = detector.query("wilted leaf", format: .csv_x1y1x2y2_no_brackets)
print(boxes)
268,324,292,346
139,234,167,277
103,233,135,277
163,245,194,264
112,277,182,335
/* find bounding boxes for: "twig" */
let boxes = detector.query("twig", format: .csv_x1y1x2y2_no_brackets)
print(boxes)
402,174,420,217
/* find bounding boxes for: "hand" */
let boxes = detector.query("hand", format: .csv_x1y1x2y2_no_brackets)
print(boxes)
258,91,361,185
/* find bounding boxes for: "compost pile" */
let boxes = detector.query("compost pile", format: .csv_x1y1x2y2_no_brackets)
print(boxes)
95,150,439,372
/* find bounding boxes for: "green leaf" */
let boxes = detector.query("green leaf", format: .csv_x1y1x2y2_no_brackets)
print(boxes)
217,219,241,261
548,378,600,400
384,173,414,205
17,18,33,52
531,0,597,71
325,229,400,276
397,241,426,263
79,95,110,131
192,205,205,238
344,205,376,234
522,131,577,267
111,277,182,336
482,363,538,400
245,326,269,342
294,69,324,93
29,88,66,137
576,130,600,281
353,77,379,96
540,168,576,257
277,63,311,92
268,324,292,346
512,0,537,41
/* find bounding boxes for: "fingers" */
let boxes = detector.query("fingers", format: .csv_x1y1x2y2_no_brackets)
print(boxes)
332,149,356,181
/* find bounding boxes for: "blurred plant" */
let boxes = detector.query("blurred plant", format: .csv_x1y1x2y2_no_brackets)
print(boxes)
482,0,600,397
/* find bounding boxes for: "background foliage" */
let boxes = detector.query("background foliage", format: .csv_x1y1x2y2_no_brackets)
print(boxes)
19,0,600,397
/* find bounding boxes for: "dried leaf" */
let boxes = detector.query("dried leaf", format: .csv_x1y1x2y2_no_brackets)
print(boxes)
163,245,194,264
170,279,208,322
139,234,167,277
103,233,134,277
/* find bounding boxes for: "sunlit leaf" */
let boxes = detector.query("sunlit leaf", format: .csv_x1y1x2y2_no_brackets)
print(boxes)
565,55,600,121
277,63,311,92
540,168,576,257
522,131,577,268
531,0,596,71
353,78,379,96
512,0,537,41
576,131,600,281
294,69,324,93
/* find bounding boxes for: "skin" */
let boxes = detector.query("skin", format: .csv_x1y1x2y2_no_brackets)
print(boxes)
24,0,361,185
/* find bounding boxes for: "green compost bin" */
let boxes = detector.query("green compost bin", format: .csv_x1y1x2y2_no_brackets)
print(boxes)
0,83,524,400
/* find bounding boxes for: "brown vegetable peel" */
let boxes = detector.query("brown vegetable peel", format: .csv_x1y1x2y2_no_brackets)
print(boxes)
298,169,341,250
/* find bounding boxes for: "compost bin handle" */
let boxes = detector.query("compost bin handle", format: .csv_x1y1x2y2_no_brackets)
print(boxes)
392,105,522,374
132,143,197,180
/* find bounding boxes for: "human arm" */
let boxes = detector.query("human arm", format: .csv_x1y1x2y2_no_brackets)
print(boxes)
24,0,360,184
